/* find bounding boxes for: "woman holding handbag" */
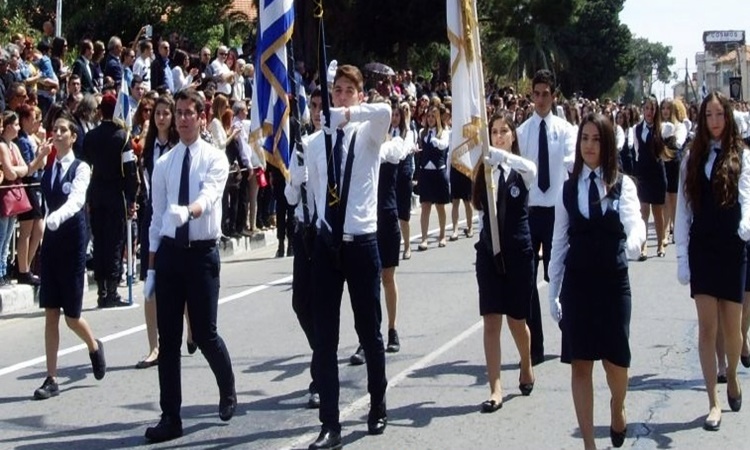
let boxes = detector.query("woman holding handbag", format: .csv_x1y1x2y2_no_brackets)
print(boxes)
0,111,49,285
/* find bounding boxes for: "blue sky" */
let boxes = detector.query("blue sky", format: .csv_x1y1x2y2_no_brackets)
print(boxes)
619,0,748,88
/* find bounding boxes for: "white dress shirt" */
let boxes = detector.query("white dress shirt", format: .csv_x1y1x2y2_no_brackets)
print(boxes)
421,127,450,170
476,152,537,232
46,151,91,225
306,102,392,235
149,138,230,252
516,111,577,207
674,148,750,259
547,166,646,302
172,67,194,92
208,118,231,150
615,125,625,150
210,59,232,95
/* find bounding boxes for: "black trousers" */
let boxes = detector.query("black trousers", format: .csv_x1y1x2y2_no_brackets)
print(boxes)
155,241,235,419
222,181,241,235
311,233,386,432
270,166,295,242
292,226,317,392
90,197,125,282
528,206,555,359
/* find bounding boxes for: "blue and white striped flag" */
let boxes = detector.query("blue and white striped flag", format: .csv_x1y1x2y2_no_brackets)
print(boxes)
114,75,132,130
250,0,295,179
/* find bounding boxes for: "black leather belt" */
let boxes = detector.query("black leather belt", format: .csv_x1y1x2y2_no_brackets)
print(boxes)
162,236,217,249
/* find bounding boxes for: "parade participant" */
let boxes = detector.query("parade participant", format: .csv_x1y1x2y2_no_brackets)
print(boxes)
135,95,178,369
449,151,474,241
285,90,322,409
416,104,450,250
395,102,417,260
83,93,139,308
633,95,668,259
675,91,750,431
660,98,688,247
516,69,577,365
615,110,634,175
548,113,645,449
473,113,537,413
304,64,390,449
33,117,107,400
350,99,412,365
144,88,236,442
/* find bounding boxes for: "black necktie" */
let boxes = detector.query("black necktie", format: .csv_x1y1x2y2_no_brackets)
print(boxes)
325,129,345,233
588,171,602,220
53,161,62,191
175,146,191,246
538,119,550,192
496,165,507,238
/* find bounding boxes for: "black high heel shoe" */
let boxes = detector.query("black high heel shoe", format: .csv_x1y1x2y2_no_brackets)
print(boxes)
609,426,627,448
519,382,534,396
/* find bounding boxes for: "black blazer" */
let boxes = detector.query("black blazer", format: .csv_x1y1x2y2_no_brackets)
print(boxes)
72,56,96,94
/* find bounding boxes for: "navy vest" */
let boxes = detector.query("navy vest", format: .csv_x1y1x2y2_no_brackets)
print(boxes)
690,155,742,241
378,161,398,212
42,159,87,236
562,174,627,272
419,130,446,169
479,168,531,255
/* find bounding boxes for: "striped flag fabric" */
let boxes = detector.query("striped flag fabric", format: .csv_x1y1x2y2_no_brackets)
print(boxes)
250,0,295,179
114,75,132,130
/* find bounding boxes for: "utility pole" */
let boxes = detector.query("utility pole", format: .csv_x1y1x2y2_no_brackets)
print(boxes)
55,0,62,37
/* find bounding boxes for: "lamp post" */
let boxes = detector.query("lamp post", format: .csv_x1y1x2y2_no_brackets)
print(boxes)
55,0,62,37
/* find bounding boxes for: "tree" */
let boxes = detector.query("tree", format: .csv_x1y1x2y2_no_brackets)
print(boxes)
630,37,675,99
556,0,633,99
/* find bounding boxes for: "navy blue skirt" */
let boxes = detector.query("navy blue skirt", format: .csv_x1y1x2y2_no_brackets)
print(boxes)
419,168,450,205
690,235,746,303
449,167,472,201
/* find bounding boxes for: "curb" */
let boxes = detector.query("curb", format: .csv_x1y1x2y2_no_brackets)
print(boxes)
0,230,279,316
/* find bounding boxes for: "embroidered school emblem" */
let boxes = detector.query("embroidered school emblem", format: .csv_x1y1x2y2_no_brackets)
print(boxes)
510,185,520,198
62,182,72,195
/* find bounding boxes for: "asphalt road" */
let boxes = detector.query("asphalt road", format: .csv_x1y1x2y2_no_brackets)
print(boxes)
0,211,746,450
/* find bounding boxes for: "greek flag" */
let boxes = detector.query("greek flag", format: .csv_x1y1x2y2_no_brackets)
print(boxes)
114,75,132,129
250,0,295,178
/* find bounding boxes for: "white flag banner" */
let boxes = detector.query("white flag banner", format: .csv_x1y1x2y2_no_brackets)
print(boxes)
447,0,485,178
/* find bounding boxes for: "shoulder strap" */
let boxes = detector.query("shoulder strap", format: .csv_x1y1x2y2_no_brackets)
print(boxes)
336,129,359,233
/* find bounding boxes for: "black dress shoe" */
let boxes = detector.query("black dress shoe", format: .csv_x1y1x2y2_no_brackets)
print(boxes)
219,392,237,421
349,345,365,366
741,354,750,368
480,399,502,413
728,390,742,412
367,402,387,435
308,427,342,450
187,341,198,355
519,382,534,396
17,272,41,286
386,329,400,353
703,416,721,431
89,339,106,380
610,426,627,448
145,415,183,443
135,358,159,369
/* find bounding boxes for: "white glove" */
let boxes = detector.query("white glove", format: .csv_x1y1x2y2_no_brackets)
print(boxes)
625,234,644,260
327,60,338,84
485,147,505,166
661,122,675,139
549,296,562,323
46,213,60,231
290,153,308,188
320,107,349,136
430,137,439,147
677,256,690,285
143,269,156,301
739,219,750,241
168,204,190,228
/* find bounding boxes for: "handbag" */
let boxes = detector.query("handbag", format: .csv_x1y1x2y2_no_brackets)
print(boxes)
0,181,33,217
256,168,268,188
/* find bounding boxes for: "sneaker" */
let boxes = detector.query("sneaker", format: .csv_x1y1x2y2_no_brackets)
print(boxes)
349,345,366,366
386,329,400,353
90,339,107,380
33,376,59,400
307,391,320,409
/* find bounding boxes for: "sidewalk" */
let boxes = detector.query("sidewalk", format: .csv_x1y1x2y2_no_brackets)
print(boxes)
0,230,280,316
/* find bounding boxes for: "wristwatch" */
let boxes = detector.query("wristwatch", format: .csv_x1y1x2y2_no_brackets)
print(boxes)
188,207,195,221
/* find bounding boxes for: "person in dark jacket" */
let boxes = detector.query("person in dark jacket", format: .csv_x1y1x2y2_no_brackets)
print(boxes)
82,93,139,307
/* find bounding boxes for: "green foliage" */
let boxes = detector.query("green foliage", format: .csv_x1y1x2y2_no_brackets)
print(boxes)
556,0,633,99
0,7,42,45
629,37,676,99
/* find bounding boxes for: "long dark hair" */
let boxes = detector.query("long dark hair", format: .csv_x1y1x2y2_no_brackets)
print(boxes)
142,96,177,167
685,91,744,210
472,113,520,210
572,113,619,192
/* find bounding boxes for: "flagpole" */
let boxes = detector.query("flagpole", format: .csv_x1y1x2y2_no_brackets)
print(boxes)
287,25,311,226
315,0,334,196
466,1,502,262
